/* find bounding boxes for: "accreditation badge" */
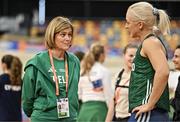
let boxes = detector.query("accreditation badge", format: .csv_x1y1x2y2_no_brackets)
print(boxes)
57,98,70,118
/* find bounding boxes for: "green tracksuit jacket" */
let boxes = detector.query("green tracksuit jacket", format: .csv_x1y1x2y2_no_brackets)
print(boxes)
22,51,80,122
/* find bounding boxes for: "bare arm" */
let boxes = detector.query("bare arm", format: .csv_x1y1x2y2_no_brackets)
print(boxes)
105,98,114,122
132,37,169,117
103,70,113,106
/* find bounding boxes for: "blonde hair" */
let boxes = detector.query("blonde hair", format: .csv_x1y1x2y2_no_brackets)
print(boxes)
128,2,170,35
45,16,74,49
81,43,104,76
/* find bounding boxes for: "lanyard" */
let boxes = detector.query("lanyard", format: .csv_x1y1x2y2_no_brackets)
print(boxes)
49,49,69,97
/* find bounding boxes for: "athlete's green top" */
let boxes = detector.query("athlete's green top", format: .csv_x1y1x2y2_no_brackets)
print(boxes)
129,34,169,112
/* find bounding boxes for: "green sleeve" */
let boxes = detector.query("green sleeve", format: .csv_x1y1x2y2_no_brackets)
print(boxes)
22,66,37,117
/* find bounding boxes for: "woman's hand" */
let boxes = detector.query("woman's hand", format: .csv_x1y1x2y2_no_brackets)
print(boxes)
132,103,154,119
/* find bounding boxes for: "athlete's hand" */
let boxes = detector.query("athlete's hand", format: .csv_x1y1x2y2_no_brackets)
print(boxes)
132,103,154,119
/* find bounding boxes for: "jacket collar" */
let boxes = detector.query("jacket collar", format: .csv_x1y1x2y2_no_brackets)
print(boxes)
25,50,76,87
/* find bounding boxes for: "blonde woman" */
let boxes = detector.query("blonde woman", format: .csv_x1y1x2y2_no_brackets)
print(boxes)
78,43,113,122
125,2,170,122
22,16,80,122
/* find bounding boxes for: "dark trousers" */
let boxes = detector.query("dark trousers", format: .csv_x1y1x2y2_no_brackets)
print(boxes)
128,108,169,122
113,116,130,122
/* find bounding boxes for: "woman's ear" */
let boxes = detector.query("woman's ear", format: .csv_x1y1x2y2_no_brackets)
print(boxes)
138,21,144,30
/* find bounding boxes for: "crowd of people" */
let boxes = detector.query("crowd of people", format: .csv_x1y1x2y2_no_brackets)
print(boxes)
0,1,180,122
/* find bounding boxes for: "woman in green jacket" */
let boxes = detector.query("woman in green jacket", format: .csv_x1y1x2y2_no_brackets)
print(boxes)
22,16,80,122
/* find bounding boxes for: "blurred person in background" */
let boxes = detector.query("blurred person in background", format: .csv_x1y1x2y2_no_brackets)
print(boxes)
170,45,180,121
0,54,22,121
74,51,85,109
106,43,138,122
77,43,113,122
74,51,85,63
22,16,80,122
125,2,170,121
169,45,180,95
168,45,180,120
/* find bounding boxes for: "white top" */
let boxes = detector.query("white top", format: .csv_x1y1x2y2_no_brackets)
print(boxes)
114,71,131,118
78,62,113,106
112,69,131,118
168,71,180,97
